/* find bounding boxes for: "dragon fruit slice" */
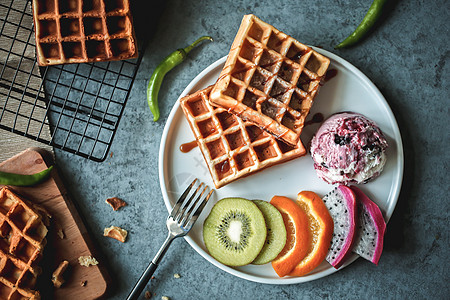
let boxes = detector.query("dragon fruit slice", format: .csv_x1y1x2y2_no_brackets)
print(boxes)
349,186,386,265
323,185,357,269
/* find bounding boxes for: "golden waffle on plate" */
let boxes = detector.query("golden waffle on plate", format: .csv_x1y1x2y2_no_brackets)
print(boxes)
210,14,330,146
180,86,306,188
32,0,138,66
0,187,49,300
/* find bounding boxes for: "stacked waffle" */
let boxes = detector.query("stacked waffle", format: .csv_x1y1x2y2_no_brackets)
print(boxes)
180,86,306,188
180,15,329,188
32,0,137,66
0,187,49,300
210,14,330,146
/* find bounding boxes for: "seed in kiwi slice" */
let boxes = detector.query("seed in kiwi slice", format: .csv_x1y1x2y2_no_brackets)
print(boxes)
203,197,267,266
251,200,287,265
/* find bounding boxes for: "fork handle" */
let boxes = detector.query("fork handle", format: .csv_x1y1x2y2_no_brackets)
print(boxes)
126,261,158,300
127,234,174,300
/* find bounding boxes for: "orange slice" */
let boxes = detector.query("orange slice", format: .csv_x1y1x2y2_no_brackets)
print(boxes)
270,196,311,277
288,191,334,277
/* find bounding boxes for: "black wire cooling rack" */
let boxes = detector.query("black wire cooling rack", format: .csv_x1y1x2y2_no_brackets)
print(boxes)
0,0,145,162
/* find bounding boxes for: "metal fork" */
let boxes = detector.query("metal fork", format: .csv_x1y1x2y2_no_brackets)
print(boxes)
127,179,214,300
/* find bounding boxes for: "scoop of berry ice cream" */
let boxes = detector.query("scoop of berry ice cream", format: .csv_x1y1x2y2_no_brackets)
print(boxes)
310,112,388,184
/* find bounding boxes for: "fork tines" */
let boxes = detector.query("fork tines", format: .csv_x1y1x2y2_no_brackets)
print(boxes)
170,179,214,229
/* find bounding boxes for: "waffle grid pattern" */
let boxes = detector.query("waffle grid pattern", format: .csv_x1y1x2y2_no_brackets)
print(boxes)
0,187,48,300
32,0,137,66
180,86,306,188
210,14,330,146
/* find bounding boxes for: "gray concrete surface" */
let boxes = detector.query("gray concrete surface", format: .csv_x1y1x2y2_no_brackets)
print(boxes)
44,0,448,299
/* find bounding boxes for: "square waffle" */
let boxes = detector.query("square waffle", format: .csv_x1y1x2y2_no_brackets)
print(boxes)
0,187,49,300
210,14,330,146
32,0,138,66
180,86,306,188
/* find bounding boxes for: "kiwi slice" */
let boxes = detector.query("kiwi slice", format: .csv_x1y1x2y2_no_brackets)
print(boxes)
251,200,287,265
203,197,267,266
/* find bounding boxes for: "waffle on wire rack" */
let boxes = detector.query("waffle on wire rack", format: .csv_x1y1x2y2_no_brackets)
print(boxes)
210,14,330,147
31,0,137,66
0,187,49,300
180,86,306,189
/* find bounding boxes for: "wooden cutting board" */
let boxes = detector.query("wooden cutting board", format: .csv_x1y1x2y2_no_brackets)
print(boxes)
0,148,110,299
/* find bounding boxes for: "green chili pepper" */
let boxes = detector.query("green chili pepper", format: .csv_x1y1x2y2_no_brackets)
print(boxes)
335,0,387,49
0,166,53,186
147,36,213,121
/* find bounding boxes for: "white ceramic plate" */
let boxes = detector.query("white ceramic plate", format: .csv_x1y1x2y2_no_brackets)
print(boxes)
158,48,404,284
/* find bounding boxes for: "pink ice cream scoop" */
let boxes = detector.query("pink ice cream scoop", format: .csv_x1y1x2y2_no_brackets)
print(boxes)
310,112,388,185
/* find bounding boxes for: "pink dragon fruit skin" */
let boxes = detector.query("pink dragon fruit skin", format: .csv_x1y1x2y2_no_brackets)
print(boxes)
323,185,357,269
350,186,386,265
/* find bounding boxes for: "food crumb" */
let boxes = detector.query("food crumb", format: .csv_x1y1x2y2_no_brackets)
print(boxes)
144,291,152,299
80,280,87,287
57,228,65,239
78,256,99,267
173,273,180,279
52,260,69,288
54,220,64,239
105,197,127,211
103,226,128,243
161,297,170,300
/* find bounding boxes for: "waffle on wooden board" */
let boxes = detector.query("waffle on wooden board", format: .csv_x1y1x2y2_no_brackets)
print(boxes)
210,14,330,146
0,187,49,300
